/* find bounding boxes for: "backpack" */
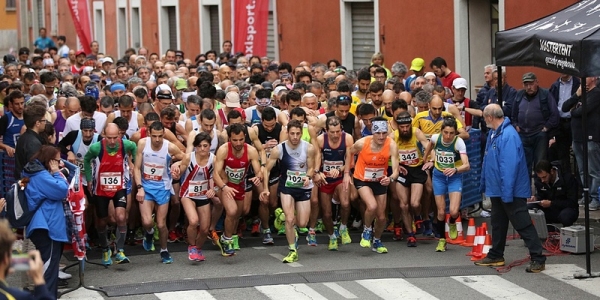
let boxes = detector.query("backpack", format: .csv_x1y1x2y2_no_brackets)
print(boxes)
4,181,44,229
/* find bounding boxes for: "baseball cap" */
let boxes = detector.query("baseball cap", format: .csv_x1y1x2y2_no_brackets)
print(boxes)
101,57,113,64
522,72,537,82
274,86,287,95
175,78,188,90
225,92,241,108
410,58,425,72
452,78,468,90
175,50,184,57
75,50,86,57
18,48,29,56
89,74,101,83
196,66,209,73
261,81,274,91
43,58,54,66
155,83,174,99
3,54,16,64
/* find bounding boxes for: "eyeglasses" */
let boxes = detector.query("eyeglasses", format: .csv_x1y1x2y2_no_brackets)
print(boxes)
52,158,61,163
336,96,351,105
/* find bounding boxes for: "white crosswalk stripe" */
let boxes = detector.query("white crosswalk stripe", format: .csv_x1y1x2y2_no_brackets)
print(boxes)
61,264,600,300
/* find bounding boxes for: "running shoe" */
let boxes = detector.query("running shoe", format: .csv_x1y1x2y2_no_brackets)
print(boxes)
423,220,434,237
525,261,545,273
188,245,199,261
371,239,388,254
351,219,362,230
282,250,298,263
407,236,417,247
58,270,72,280
360,230,372,248
414,219,424,234
168,230,179,243
143,232,155,252
221,237,235,256
435,238,447,252
474,256,505,267
340,227,351,245
101,248,112,266
393,226,403,241
278,227,286,235
134,228,144,241
274,208,285,232
333,226,340,240
262,229,274,245
115,249,130,264
386,222,395,232
328,238,338,251
449,223,458,240
306,230,317,246
251,221,261,236
232,234,240,250
196,249,206,261
160,251,173,264
126,230,136,246
315,220,325,233
298,227,309,236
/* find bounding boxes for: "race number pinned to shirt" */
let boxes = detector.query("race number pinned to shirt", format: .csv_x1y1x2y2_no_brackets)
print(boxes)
435,150,455,169
364,167,384,182
285,170,306,188
188,180,210,198
323,160,343,177
76,159,85,172
100,172,121,192
143,163,164,181
225,166,245,184
399,149,419,165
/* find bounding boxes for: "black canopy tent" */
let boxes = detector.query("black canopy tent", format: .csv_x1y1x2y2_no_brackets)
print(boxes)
495,0,600,278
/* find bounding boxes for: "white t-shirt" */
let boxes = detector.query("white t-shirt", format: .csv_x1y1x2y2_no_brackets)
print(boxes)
57,45,70,58
430,134,467,154
62,112,107,140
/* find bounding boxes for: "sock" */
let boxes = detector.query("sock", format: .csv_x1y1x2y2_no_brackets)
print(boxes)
373,238,381,242
309,227,315,233
160,248,168,253
97,227,109,248
146,228,154,236
449,216,457,224
289,244,296,251
329,234,336,240
116,225,127,250
437,219,445,238
408,232,415,237
364,225,373,232
339,224,347,231
222,235,232,240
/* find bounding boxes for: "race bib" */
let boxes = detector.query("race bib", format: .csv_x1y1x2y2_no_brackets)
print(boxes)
435,149,455,169
364,168,384,182
188,180,210,198
100,172,121,192
285,170,306,188
76,159,84,172
323,160,343,177
143,163,164,181
399,149,419,165
225,166,245,184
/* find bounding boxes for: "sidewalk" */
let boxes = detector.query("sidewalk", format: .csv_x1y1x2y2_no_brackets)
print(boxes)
577,206,600,224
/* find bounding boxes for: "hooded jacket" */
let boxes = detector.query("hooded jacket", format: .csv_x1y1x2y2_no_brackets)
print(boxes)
22,160,69,242
481,117,531,202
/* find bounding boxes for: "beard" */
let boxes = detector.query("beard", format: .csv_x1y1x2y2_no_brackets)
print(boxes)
399,129,413,141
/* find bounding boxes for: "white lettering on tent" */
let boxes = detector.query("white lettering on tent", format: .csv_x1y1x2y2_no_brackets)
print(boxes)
539,39,573,57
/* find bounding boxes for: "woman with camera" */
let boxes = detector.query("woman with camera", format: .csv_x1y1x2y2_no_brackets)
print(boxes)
21,145,69,297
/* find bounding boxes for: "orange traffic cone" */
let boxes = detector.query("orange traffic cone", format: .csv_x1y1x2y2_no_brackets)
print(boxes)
481,222,488,235
447,216,465,245
461,218,476,247
481,234,492,257
469,227,485,260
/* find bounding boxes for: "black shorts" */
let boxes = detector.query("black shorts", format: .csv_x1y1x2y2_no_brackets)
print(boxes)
353,178,387,196
93,190,127,219
278,186,312,202
396,165,428,187
192,198,211,207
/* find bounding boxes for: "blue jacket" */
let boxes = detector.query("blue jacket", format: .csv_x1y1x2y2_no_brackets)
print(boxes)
481,117,531,202
22,160,69,242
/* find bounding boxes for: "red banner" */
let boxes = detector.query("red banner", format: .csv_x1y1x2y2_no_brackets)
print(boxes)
233,0,269,57
67,0,93,55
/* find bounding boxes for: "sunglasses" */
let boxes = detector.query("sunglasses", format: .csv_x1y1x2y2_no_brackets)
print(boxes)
336,96,351,104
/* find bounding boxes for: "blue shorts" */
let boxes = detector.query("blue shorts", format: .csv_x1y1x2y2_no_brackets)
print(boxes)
432,168,462,196
278,186,312,202
144,188,171,206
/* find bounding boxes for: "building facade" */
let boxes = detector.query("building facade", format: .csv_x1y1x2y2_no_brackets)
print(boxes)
0,0,18,50
16,0,576,91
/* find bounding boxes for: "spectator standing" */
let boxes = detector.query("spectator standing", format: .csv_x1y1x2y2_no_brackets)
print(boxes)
548,74,580,173
15,103,47,180
33,28,55,52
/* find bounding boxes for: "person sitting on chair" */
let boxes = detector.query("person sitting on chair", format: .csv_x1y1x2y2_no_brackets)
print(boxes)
529,160,579,227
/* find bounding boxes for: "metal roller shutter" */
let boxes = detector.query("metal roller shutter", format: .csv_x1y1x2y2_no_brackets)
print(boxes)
118,8,127,56
266,11,275,60
131,8,141,49
351,2,375,70
168,7,178,50
209,6,220,52
36,0,44,29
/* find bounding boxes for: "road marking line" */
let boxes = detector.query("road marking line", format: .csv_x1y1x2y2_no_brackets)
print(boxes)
357,278,438,300
253,246,267,250
256,284,327,300
269,253,303,267
544,264,600,298
452,275,546,300
59,288,105,299
323,282,358,299
155,290,216,300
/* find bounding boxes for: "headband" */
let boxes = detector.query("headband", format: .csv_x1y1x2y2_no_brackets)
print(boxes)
257,98,271,107
372,121,388,133
80,118,95,130
395,116,412,125
110,83,126,93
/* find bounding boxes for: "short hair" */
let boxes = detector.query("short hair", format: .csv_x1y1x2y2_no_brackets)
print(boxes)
430,57,448,69
336,80,352,93
287,119,303,132
290,107,306,119
534,160,553,174
357,70,371,82
287,90,301,102
193,131,212,147
391,62,408,75
227,123,246,137
261,107,276,121
392,99,408,112
7,90,24,104
441,116,458,131
79,95,97,114
296,70,312,82
198,81,217,99
483,104,504,119
187,94,202,106
144,112,160,123
226,109,242,122
133,87,148,99
255,88,271,100
278,62,292,73
118,95,134,107
414,90,432,105
200,108,216,121
39,72,57,84
23,102,47,128
325,116,341,131
113,116,129,131
149,120,165,133
369,81,384,93
160,106,177,120
358,103,376,116
100,96,114,108
374,67,387,77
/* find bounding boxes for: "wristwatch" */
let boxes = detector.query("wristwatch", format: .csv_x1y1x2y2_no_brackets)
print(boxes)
136,184,143,189
213,186,220,192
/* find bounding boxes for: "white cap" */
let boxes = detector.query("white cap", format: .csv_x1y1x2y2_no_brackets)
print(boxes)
101,57,113,64
225,91,241,108
452,77,468,90
155,83,174,99
274,86,288,95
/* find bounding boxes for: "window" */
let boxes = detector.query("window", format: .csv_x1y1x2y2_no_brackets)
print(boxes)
131,7,141,49
167,6,177,50
93,1,106,53
340,0,378,70
6,0,16,11
160,0,179,53
118,7,128,56
209,5,220,52
200,0,222,53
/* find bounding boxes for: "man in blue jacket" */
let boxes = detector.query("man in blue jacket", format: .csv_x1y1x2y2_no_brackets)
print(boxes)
475,104,546,273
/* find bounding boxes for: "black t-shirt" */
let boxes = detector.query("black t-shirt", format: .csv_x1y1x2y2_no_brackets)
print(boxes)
325,111,355,135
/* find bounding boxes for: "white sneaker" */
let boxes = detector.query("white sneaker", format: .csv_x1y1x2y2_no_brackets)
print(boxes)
352,219,362,229
480,210,491,218
59,270,72,280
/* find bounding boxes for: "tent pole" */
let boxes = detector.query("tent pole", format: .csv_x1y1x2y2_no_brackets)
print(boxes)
573,77,599,279
498,66,503,108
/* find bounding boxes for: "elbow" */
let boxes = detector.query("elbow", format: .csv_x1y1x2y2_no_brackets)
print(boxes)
462,163,470,172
